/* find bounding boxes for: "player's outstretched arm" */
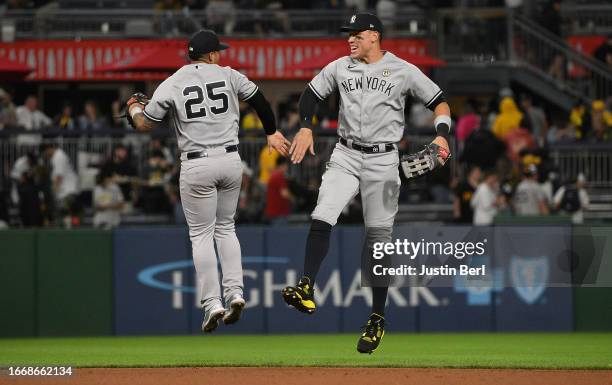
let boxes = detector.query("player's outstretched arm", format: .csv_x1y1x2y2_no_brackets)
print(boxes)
431,101,451,165
289,86,320,164
400,101,452,180
126,93,158,132
245,90,290,157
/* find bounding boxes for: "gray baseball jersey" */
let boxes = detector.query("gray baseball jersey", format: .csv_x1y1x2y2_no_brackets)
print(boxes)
144,63,254,317
144,63,258,152
309,51,441,144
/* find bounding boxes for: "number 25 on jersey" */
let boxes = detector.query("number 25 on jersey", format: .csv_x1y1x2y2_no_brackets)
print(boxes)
183,81,229,119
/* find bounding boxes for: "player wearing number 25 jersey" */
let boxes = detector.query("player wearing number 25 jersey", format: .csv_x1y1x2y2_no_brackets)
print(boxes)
128,29,290,333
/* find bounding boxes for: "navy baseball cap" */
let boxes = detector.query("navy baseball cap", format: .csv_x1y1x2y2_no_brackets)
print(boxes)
188,29,229,60
340,13,384,37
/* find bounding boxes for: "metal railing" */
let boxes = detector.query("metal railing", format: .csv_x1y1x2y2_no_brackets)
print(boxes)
4,129,612,188
511,12,612,102
560,3,612,35
1,8,430,40
0,131,445,190
437,7,612,102
549,144,612,188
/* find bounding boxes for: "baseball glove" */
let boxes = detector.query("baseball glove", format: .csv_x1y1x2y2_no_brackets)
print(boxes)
125,92,150,128
400,143,451,180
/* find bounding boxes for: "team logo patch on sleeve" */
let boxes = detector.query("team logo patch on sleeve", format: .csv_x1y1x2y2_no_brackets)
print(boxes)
382,69,391,77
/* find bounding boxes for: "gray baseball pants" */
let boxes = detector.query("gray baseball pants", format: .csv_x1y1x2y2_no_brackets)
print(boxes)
179,148,244,311
311,142,400,227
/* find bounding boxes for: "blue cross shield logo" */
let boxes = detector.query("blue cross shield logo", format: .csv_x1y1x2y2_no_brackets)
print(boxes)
510,256,548,304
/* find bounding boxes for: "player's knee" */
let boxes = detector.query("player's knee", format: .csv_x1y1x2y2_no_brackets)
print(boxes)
214,221,235,236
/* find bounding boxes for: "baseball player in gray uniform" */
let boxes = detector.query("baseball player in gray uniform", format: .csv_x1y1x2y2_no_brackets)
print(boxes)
127,29,290,333
282,13,452,354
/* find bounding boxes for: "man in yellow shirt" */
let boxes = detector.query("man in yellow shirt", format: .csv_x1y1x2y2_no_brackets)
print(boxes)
258,145,280,185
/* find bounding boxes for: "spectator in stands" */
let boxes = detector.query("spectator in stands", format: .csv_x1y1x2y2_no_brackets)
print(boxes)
547,53,565,82
547,117,577,144
279,107,302,138
140,149,172,213
9,152,36,205
54,103,76,130
40,143,80,228
179,0,204,34
164,162,186,224
593,34,612,67
10,152,44,227
568,102,590,139
554,173,589,224
460,127,506,171
540,169,559,209
154,0,182,36
16,95,52,130
93,170,124,229
205,0,236,35
265,156,293,225
149,137,174,165
453,166,481,224
15,95,52,146
100,145,138,205
0,88,17,129
241,105,264,136
471,170,505,226
456,99,481,146
520,94,548,146
237,161,265,223
513,164,549,216
78,100,107,131
258,145,280,185
586,99,612,143
492,96,523,139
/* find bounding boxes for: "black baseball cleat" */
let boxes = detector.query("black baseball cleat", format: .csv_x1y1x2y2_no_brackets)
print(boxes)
282,276,316,314
357,313,385,354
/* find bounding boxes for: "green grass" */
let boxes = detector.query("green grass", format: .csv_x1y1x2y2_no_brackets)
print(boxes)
1,333,611,369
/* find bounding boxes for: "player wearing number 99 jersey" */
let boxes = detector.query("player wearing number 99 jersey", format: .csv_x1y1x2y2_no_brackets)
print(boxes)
128,29,290,333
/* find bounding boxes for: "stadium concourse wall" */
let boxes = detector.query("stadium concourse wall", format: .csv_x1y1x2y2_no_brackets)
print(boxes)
0,226,610,338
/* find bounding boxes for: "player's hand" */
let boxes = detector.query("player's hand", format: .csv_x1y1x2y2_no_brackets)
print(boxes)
431,136,450,166
267,131,291,157
289,127,315,164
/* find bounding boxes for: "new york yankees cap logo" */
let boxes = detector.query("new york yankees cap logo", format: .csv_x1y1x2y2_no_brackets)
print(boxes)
340,12,384,37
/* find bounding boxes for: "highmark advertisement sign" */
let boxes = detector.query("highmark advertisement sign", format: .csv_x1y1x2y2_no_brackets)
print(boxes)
113,226,576,335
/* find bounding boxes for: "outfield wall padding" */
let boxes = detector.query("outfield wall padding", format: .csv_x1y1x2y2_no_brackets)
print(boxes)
573,226,612,331
36,230,113,336
0,230,37,337
2,225,611,337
